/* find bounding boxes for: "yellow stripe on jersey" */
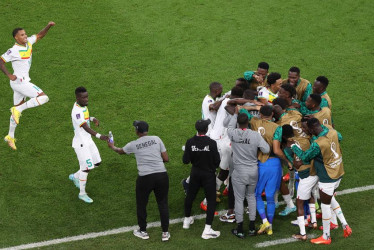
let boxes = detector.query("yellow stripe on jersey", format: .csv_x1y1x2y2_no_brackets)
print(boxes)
0,56,6,63
79,121,87,127
83,107,89,120
18,42,32,59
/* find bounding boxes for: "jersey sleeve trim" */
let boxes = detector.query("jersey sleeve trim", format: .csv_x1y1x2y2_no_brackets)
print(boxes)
79,121,87,127
0,56,6,63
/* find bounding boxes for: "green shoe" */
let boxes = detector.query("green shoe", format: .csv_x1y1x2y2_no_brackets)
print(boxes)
69,174,80,188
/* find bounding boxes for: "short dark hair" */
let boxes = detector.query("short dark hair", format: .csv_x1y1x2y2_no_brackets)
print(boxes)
75,86,87,96
267,72,282,85
307,117,320,128
309,93,322,105
209,82,222,91
282,124,294,139
12,28,24,38
243,89,255,100
236,78,250,90
272,97,289,110
260,105,273,116
316,76,329,88
237,113,249,125
258,62,269,70
289,66,300,75
281,83,296,98
231,86,244,98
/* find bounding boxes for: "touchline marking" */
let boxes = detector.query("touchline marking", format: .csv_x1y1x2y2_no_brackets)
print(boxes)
2,185,374,250
255,234,316,248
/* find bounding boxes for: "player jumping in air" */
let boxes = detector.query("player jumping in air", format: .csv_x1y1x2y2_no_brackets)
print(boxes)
0,22,55,150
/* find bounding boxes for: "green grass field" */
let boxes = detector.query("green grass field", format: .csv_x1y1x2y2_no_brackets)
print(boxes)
0,0,373,249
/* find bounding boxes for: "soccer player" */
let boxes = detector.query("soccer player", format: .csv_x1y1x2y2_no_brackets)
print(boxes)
239,105,291,235
227,110,270,238
69,87,109,203
0,22,55,150
282,67,312,102
183,119,221,239
108,121,170,241
281,124,318,240
243,62,270,91
290,118,352,244
304,94,333,126
257,72,282,105
277,83,297,107
313,76,332,109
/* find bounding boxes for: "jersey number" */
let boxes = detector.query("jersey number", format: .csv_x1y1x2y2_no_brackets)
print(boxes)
86,159,93,168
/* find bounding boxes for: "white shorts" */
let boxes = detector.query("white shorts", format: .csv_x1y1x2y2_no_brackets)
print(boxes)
216,136,232,170
10,78,44,105
296,175,319,200
74,142,101,171
318,179,341,196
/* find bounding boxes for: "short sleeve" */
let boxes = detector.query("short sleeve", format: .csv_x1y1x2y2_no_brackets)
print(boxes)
72,110,86,127
28,35,37,45
1,48,15,63
123,142,134,155
273,126,282,142
258,89,269,101
158,137,167,153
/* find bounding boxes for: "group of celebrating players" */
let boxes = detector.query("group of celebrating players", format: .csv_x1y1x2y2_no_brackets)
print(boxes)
181,61,352,244
1,22,351,245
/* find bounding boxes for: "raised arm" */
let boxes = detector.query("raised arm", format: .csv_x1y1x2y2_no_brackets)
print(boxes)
36,21,55,41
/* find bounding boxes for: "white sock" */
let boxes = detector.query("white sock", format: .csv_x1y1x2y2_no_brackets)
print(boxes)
79,171,88,195
262,218,268,224
321,203,331,240
17,95,49,112
216,177,223,191
74,170,81,179
331,208,338,225
297,216,306,235
8,116,17,138
331,196,347,226
282,194,295,208
186,176,190,184
274,190,279,204
309,203,317,223
202,198,207,205
204,224,211,231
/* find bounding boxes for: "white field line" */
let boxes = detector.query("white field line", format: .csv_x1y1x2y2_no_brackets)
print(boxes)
3,185,374,250
255,234,317,248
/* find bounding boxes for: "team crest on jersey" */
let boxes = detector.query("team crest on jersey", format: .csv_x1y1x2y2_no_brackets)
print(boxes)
76,114,81,119
208,100,213,103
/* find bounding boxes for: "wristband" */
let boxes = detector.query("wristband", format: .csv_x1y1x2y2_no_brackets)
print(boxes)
95,133,101,139
90,117,95,122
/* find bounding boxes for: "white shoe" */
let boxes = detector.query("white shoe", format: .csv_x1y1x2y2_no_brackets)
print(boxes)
162,232,170,242
183,217,194,229
202,228,220,239
133,229,149,240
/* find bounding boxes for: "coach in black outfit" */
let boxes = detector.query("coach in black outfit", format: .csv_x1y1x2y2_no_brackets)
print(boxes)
182,119,221,239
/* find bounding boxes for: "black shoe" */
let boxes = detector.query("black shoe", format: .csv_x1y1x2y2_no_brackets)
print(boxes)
248,229,257,236
231,229,245,239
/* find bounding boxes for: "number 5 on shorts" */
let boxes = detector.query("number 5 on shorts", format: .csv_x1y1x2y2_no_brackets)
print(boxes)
86,159,93,168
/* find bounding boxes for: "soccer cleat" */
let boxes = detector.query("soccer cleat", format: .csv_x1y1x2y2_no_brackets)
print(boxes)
181,178,189,195
4,135,17,150
69,174,80,188
202,228,220,239
200,201,218,215
316,212,322,219
267,228,273,236
219,212,236,223
248,229,257,236
183,217,194,229
257,221,270,234
222,187,228,196
310,235,331,245
161,232,170,241
283,172,290,181
231,228,245,239
343,225,352,238
78,194,93,203
279,206,297,216
10,106,21,125
292,234,307,241
133,229,149,240
319,222,338,231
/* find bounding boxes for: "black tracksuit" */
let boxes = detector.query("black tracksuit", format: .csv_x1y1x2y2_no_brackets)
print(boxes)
183,135,220,225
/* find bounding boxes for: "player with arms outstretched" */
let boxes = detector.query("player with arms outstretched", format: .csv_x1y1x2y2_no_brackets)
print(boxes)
0,22,55,150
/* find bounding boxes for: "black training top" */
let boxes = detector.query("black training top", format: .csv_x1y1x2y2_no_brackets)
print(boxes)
183,135,220,173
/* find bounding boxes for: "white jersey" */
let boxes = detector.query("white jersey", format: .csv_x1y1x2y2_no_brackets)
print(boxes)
210,98,229,140
71,102,94,148
1,35,37,82
258,87,278,104
202,95,217,124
